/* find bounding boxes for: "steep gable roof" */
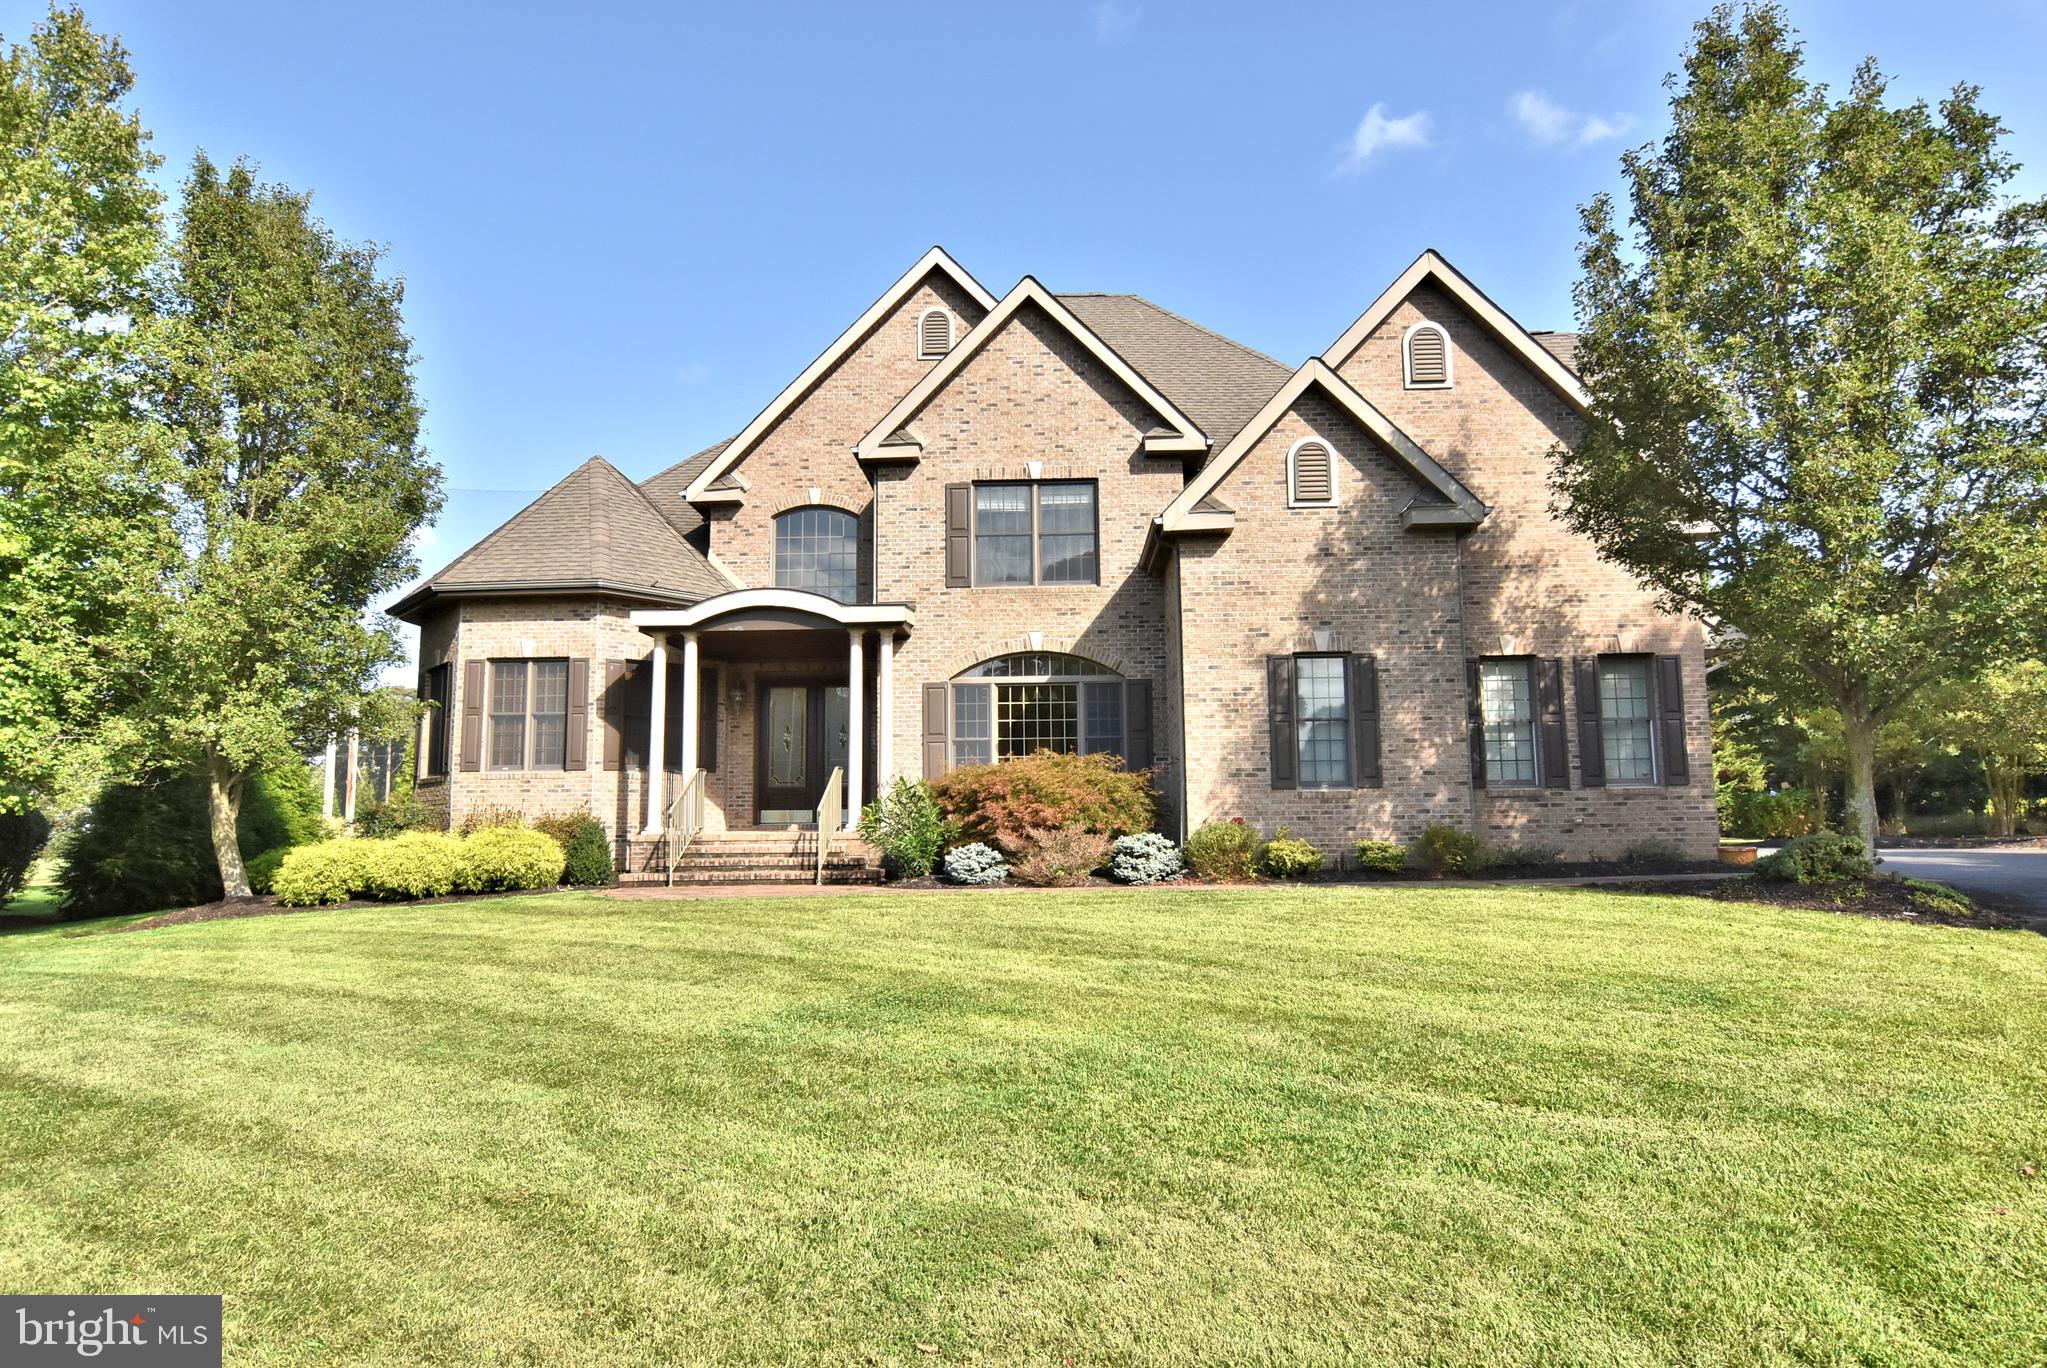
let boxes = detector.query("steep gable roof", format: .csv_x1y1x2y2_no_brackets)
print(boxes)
1323,249,1591,412
680,247,996,504
636,437,730,536
1157,360,1486,534
1058,294,1291,455
389,456,732,620
854,278,1208,463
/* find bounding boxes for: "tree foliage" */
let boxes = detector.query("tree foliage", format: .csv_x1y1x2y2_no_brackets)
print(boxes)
1555,3,2047,852
1931,661,2047,835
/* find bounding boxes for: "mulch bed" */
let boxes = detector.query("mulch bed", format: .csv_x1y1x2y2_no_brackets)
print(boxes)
1601,873,2027,931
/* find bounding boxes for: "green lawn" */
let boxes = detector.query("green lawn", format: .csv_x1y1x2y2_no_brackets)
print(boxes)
2,888,2043,1365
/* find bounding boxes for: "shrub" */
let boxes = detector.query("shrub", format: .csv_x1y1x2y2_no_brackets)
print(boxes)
1619,840,1686,871
942,842,1009,885
455,805,527,837
0,809,53,905
1012,825,1111,887
243,762,328,852
457,827,565,893
1905,878,1973,918
931,750,1155,855
244,846,290,895
273,840,370,907
858,778,952,879
1410,824,1481,878
356,792,430,838
1754,831,1875,885
1256,827,1324,879
1724,788,1823,840
1110,832,1183,884
1352,839,1408,876
1473,841,1564,872
560,820,615,886
1185,819,1258,882
530,809,594,849
360,832,464,900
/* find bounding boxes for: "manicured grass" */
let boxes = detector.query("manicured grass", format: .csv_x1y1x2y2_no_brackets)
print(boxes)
4,857,63,921
1,888,2043,1365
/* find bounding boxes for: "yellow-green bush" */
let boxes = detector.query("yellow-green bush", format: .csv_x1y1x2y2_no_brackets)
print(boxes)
360,831,464,900
272,840,371,906
457,827,564,892
1256,827,1325,879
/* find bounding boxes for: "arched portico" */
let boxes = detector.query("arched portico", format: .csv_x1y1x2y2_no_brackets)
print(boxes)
628,591,914,834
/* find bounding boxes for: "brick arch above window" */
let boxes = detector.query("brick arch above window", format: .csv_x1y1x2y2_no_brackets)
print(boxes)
938,635,1137,681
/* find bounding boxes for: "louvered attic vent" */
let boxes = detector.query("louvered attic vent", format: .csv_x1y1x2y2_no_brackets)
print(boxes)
1290,439,1335,506
1405,323,1451,388
918,308,953,358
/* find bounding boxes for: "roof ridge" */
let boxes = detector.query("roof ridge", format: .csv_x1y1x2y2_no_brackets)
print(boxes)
413,457,603,590
1115,293,1290,373
639,436,734,488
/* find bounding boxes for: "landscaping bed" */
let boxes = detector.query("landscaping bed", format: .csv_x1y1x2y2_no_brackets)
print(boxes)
1606,872,2025,929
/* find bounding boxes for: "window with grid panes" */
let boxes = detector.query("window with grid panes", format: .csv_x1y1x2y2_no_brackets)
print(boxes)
1599,656,1657,783
1480,659,1538,786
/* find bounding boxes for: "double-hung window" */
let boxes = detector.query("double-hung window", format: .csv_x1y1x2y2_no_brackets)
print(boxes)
489,659,569,771
1266,653,1381,791
972,482,1097,586
1597,656,1657,784
1294,655,1352,788
1479,659,1539,786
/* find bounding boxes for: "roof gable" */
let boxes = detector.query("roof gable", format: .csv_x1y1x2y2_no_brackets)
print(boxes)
681,247,996,503
1157,360,1486,534
390,456,731,619
1322,250,1591,413
854,278,1208,462
1057,294,1291,456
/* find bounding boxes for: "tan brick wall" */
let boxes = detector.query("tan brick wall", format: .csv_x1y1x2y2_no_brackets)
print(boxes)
1177,394,1471,854
1327,283,1717,858
707,275,990,596
873,302,1186,810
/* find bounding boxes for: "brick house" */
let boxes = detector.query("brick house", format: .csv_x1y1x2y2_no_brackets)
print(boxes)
391,247,1717,871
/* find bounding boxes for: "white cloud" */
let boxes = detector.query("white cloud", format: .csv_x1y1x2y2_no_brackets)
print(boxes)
1091,1,1139,43
676,361,712,386
1334,103,1432,175
1510,89,1636,148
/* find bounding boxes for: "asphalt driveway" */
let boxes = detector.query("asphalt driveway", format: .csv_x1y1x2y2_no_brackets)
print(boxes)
1877,845,2047,927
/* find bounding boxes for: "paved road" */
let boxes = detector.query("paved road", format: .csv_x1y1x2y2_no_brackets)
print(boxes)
1876,846,2047,925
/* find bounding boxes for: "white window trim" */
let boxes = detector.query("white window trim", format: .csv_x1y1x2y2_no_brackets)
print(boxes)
917,307,955,359
1597,654,1662,788
1479,656,1540,788
1402,321,1454,390
948,656,1128,768
1285,434,1339,509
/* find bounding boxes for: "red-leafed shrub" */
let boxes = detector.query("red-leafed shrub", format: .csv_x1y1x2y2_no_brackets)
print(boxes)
1011,825,1112,887
930,750,1156,856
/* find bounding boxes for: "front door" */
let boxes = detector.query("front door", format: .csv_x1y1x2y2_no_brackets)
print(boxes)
756,683,850,824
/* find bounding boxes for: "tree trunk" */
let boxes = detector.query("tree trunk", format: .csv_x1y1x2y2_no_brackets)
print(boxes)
1840,707,1881,858
206,743,250,898
1985,758,2021,838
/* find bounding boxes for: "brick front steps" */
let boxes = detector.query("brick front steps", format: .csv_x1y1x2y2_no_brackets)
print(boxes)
619,830,884,886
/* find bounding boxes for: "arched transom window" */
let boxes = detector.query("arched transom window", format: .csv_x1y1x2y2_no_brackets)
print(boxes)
946,652,1144,769
774,507,860,604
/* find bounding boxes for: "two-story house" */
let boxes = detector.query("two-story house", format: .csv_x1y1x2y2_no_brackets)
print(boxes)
390,247,1717,875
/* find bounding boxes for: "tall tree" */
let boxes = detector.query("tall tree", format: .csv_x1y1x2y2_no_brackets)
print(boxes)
0,6,167,811
1932,661,2047,837
116,155,440,895
1555,3,2047,853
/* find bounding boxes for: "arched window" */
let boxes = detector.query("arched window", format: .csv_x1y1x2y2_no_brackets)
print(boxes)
773,507,860,604
947,653,1143,769
1403,321,1452,388
1288,436,1336,507
918,308,954,359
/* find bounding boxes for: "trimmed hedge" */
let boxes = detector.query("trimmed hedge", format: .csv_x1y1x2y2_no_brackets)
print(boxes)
1755,831,1874,885
561,821,615,886
1353,839,1408,875
273,828,566,906
360,832,464,900
1411,824,1481,877
1185,820,1258,882
1256,827,1324,879
456,827,565,893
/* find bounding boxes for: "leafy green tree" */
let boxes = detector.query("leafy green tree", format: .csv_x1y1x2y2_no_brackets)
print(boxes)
1931,662,2047,836
112,155,440,896
0,6,168,811
1555,3,2047,854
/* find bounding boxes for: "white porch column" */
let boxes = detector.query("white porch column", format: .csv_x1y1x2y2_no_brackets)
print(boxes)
844,628,864,832
644,634,669,835
342,730,359,823
679,631,701,779
876,630,895,788
322,738,336,818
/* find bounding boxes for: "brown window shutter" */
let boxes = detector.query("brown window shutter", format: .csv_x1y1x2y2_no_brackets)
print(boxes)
565,659,589,771
1537,657,1569,789
622,661,651,770
1292,441,1333,504
921,682,950,778
459,660,485,772
1574,657,1606,788
1656,655,1690,786
1267,656,1297,790
1466,659,1487,790
1348,654,1381,789
699,667,719,773
602,660,627,771
1408,326,1449,385
1124,679,1152,772
944,484,971,588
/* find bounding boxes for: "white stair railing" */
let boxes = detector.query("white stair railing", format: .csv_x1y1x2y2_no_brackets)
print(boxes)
814,767,843,886
664,768,707,888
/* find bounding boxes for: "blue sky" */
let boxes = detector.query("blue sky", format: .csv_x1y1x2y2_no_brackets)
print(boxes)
14,1,2047,676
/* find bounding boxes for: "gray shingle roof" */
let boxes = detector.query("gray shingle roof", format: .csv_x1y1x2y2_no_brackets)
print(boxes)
1530,331,1580,373
391,456,730,619
1058,294,1292,454
635,437,731,536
